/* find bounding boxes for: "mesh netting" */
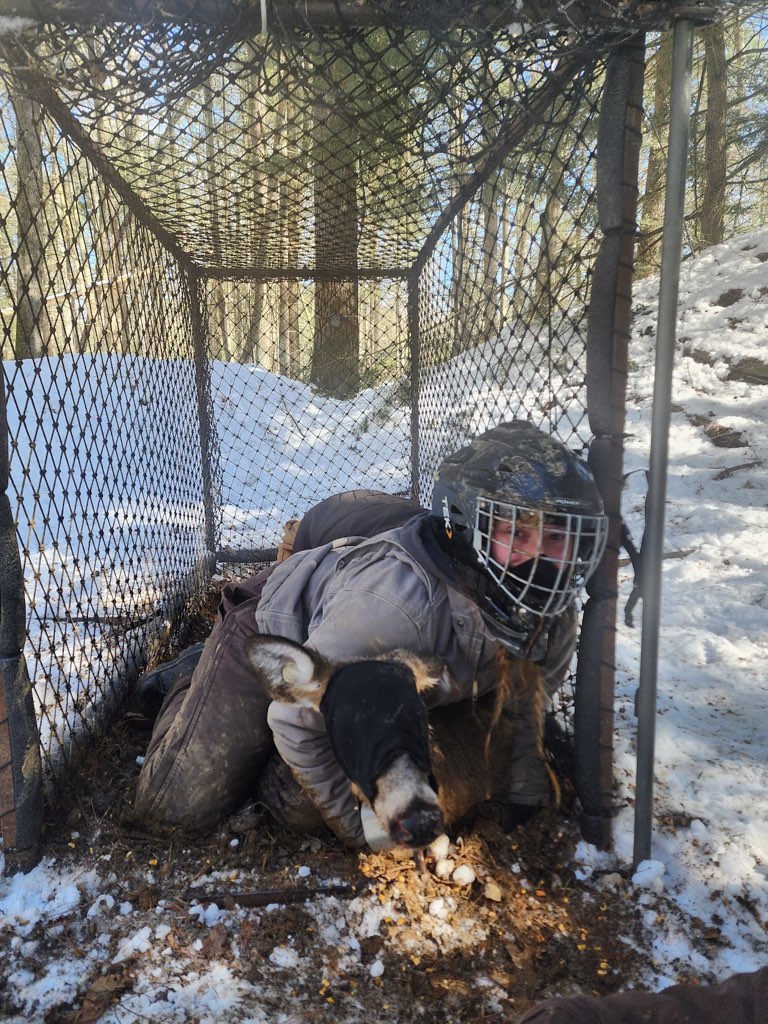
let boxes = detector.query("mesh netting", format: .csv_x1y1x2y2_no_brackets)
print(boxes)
0,102,211,765
0,1,659,859
0,15,618,271
414,64,603,497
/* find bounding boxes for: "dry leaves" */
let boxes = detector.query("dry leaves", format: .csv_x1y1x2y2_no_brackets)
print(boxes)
57,968,134,1024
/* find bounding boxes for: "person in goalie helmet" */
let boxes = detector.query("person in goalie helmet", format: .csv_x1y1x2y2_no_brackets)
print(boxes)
135,421,607,846
429,419,607,658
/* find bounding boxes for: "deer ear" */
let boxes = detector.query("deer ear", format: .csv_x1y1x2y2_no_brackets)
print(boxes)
245,636,330,709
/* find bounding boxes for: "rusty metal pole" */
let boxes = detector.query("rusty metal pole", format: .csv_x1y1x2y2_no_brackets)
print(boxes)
407,273,421,502
577,34,645,848
0,367,43,872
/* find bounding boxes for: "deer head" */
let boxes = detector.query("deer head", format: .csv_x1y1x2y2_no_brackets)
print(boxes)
246,635,445,849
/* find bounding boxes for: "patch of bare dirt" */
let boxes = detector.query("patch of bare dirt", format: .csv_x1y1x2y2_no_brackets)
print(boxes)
685,412,747,449
727,358,768,386
713,287,744,308
22,726,650,1021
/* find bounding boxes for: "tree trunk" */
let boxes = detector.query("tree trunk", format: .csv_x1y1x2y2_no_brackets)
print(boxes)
241,280,265,365
310,100,359,398
480,178,500,343
511,193,535,320
450,209,471,357
699,23,727,248
278,278,301,376
311,277,359,396
532,188,563,322
277,97,302,377
532,121,572,323
11,89,52,359
498,176,513,327
84,37,133,356
241,59,269,365
449,113,472,358
636,32,672,277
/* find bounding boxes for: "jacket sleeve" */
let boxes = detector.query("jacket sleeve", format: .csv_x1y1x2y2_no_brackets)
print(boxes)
265,560,441,847
267,700,366,848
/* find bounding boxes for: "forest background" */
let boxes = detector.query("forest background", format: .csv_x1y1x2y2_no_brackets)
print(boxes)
2,10,767,381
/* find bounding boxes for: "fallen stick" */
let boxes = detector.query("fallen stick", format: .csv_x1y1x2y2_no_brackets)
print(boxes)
188,882,361,908
712,460,762,480
618,547,696,567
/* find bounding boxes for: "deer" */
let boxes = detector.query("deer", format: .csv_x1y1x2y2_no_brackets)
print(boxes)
246,635,549,851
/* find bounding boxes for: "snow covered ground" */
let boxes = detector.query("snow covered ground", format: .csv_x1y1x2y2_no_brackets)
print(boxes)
609,229,768,983
1,228,767,1020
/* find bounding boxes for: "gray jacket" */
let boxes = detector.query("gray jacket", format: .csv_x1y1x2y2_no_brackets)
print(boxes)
256,513,577,846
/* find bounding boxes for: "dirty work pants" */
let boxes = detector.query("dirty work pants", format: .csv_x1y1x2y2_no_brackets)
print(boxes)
134,490,425,834
133,568,276,833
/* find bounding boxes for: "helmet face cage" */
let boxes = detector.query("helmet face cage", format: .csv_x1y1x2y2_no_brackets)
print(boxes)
473,497,608,618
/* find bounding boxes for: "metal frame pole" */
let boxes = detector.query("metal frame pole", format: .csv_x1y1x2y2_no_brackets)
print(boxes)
578,34,645,850
187,266,221,565
633,18,695,866
407,272,421,502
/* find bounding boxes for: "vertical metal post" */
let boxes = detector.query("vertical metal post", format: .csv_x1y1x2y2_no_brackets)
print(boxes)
0,365,43,872
407,272,421,502
633,18,695,866
187,267,220,563
579,34,645,849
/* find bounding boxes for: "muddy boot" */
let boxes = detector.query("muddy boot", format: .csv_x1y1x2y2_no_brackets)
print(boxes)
255,753,326,835
133,642,205,720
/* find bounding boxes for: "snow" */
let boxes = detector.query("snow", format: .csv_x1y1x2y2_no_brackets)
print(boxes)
0,17,36,33
1,227,768,1017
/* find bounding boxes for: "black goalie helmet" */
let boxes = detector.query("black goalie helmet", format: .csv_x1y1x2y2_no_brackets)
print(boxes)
431,421,608,652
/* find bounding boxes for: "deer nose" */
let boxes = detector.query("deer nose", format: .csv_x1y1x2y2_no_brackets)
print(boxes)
390,800,445,849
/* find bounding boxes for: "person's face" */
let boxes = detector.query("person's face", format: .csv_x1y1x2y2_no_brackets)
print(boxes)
489,512,572,570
